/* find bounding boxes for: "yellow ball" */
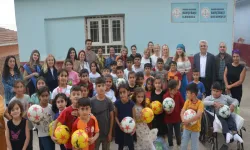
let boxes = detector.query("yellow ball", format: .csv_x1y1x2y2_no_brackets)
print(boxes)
151,101,163,115
141,107,154,123
49,121,62,136
54,125,70,144
145,98,151,108
71,129,89,149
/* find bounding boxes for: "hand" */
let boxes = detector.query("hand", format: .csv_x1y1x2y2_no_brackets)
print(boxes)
119,124,123,131
88,137,95,145
51,135,59,144
107,133,112,142
131,127,136,136
32,72,39,77
213,102,223,109
226,85,232,90
71,110,78,117
182,120,189,126
225,89,231,95
230,104,235,112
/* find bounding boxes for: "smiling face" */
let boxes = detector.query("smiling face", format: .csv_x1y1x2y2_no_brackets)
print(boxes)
98,48,103,56
232,53,240,63
119,88,129,102
37,80,46,90
65,62,73,72
8,57,16,69
56,97,67,111
33,52,39,62
199,41,208,54
10,104,22,119
162,45,169,57
96,83,106,95
136,92,144,105
91,63,97,73
105,77,112,91
176,48,183,56
86,41,92,50
148,42,154,50
219,42,227,54
14,82,25,95
47,56,55,68
58,71,68,86
80,73,89,83
79,52,86,61
78,106,91,118
146,80,153,91
154,79,162,90
39,91,50,105
70,91,82,106
131,46,137,55
70,50,76,59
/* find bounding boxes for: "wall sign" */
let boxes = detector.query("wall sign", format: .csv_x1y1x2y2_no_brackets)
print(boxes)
171,3,199,23
200,3,227,22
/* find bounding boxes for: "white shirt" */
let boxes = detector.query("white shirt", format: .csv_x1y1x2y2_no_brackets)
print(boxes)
150,54,158,68
141,57,151,67
51,85,72,99
105,89,116,102
50,68,54,77
200,53,207,78
132,64,144,73
80,61,90,73
124,68,132,81
89,72,101,89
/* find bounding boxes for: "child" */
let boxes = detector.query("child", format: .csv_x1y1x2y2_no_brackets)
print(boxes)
189,68,206,100
36,86,55,150
116,66,125,79
52,69,72,99
104,75,117,103
180,83,204,150
115,83,136,150
145,77,154,99
150,45,160,68
163,80,184,149
90,77,114,150
89,61,101,88
144,63,153,85
135,72,144,88
78,69,94,97
117,57,124,67
132,87,158,150
132,54,144,73
72,98,100,150
167,61,182,90
79,84,90,98
124,57,133,81
110,61,118,84
65,59,80,86
128,71,137,96
51,86,82,150
30,77,49,105
153,58,167,81
6,100,30,150
102,67,111,76
203,82,242,143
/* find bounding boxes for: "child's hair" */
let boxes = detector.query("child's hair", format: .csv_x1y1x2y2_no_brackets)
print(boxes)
145,77,155,91
79,68,89,76
52,93,71,113
144,63,152,69
2,55,20,80
186,83,198,95
154,75,162,83
36,76,47,91
14,80,25,87
192,68,199,73
28,50,40,66
117,57,123,62
136,71,144,79
118,83,129,93
64,59,73,68
90,61,101,74
58,69,69,76
8,100,24,116
42,54,56,73
110,61,117,66
134,53,142,59
168,80,178,90
128,71,136,78
70,85,82,93
116,66,124,72
37,86,50,97
126,56,133,63
79,83,89,90
212,82,222,91
78,98,91,107
170,61,177,66
104,74,116,91
102,67,110,72
66,47,78,60
132,87,146,107
96,77,106,85
157,58,164,63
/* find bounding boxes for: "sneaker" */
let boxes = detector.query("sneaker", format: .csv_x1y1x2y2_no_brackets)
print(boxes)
226,133,233,143
234,134,244,143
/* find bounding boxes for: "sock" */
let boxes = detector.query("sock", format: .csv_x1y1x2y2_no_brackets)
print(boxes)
226,133,233,143
234,134,244,143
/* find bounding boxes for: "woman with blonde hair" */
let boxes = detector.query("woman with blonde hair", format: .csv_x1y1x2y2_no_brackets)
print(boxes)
150,44,161,68
40,54,58,92
161,44,172,71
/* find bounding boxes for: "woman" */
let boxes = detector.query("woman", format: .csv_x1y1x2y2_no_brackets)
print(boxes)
23,50,41,96
78,50,90,73
141,48,152,66
0,95,7,150
64,47,81,72
148,41,154,56
224,49,246,105
116,46,128,68
173,44,191,100
2,55,23,106
96,47,105,71
40,54,58,92
161,44,172,71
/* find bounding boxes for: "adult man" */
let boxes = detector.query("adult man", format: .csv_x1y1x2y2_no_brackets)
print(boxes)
193,40,216,96
105,46,117,69
129,45,141,61
85,39,97,65
215,42,232,91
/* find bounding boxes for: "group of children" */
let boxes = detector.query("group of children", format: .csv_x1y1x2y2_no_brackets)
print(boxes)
3,54,244,150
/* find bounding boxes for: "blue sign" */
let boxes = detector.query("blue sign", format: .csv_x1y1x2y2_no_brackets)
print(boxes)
171,3,199,23
200,3,227,22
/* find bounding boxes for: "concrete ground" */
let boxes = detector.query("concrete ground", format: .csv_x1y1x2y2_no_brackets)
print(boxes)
32,71,250,150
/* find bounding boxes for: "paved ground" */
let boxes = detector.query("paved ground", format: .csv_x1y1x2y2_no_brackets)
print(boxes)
31,71,250,150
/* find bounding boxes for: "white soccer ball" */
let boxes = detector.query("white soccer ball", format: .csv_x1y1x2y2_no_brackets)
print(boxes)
218,105,231,118
163,97,175,112
121,116,136,134
27,104,44,123
116,78,126,88
183,109,197,125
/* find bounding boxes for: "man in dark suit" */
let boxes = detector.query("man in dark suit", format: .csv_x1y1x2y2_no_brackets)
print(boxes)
193,40,216,96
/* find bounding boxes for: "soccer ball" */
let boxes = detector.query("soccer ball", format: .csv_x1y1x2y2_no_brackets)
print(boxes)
151,101,163,115
219,105,231,118
71,129,89,149
145,98,151,108
49,121,62,136
116,78,126,88
121,117,136,133
163,97,175,112
54,125,70,144
27,105,44,123
141,107,154,123
183,109,197,125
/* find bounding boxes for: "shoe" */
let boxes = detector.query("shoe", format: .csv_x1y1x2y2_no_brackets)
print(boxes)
226,133,233,144
169,146,174,150
234,134,244,143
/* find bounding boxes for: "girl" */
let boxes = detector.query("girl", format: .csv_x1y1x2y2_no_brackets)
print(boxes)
145,77,154,105
89,61,101,87
148,41,154,56
65,59,80,86
150,44,161,68
30,77,48,105
115,83,136,150
64,47,81,72
132,87,158,150
51,69,72,99
104,74,117,103
40,54,58,92
2,55,23,106
78,50,90,73
23,50,41,96
6,100,30,150
36,86,55,150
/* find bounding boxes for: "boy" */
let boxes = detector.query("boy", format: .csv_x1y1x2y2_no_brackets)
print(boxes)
180,83,204,150
168,61,182,89
117,57,124,67
203,82,243,144
116,66,124,79
72,98,100,150
124,57,133,81
163,80,184,149
79,84,89,98
51,86,82,150
154,58,167,81
189,68,206,100
110,61,118,85
135,71,144,88
132,54,144,73
128,71,137,96
90,77,114,150
144,63,153,84
78,69,93,97
102,67,110,76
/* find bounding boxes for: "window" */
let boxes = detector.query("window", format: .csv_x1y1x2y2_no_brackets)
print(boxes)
85,15,125,55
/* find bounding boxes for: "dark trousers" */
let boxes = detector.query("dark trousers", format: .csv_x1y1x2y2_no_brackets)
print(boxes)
231,87,242,105
39,136,55,150
218,115,237,134
95,136,110,150
118,134,134,150
60,144,66,150
27,130,33,150
167,123,181,146
200,77,212,96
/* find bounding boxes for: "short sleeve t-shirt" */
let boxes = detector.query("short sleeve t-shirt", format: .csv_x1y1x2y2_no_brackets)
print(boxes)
111,73,118,85
10,94,30,111
51,85,72,99
105,89,116,103
182,99,204,132
189,81,205,100
89,72,101,85
167,71,182,82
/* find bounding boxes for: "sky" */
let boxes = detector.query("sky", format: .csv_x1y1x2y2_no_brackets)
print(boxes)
0,0,16,31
